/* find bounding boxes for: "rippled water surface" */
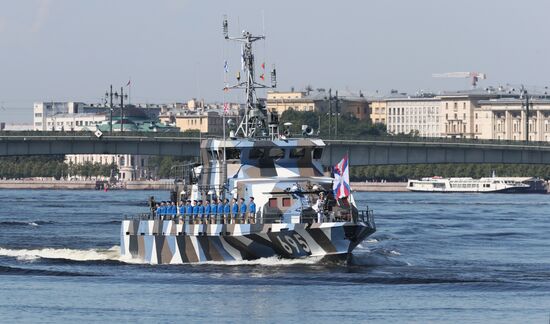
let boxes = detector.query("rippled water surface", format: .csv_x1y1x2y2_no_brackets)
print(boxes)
1,189,549,323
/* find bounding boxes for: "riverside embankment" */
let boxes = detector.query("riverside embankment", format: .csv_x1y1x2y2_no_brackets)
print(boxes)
0,179,174,190
0,179,408,191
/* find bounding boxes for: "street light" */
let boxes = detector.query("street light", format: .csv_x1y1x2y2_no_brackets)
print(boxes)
105,85,114,133
113,87,128,132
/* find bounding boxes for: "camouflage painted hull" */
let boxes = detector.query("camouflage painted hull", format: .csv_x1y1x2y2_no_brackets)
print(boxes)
121,220,375,264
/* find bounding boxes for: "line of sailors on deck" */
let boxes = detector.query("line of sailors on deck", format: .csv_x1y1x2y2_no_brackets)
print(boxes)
154,197,256,224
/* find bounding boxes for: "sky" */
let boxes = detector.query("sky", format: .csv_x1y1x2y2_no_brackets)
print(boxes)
1,0,550,123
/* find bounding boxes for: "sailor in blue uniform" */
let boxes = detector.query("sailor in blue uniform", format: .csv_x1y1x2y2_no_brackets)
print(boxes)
210,199,218,223
217,199,224,221
231,198,239,224
169,201,177,216
239,198,247,224
155,203,161,218
178,201,185,217
192,200,199,223
224,198,231,224
197,200,205,224
204,200,211,224
185,200,193,222
248,197,256,224
159,202,166,217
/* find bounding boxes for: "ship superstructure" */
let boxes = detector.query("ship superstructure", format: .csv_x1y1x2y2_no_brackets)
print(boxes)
120,18,375,264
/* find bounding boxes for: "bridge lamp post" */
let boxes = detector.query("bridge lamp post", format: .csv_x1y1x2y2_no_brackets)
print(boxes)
113,87,128,132
105,85,114,134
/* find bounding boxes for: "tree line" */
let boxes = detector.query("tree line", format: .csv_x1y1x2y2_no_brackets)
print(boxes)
0,155,194,180
279,110,387,138
0,156,117,180
350,163,550,182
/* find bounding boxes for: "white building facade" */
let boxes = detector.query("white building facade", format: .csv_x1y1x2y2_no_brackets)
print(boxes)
386,97,441,137
476,99,550,142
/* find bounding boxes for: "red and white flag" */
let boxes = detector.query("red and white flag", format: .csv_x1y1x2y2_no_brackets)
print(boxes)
223,102,229,114
333,154,350,199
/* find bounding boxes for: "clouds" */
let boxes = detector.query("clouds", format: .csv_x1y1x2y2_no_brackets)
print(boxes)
30,0,53,33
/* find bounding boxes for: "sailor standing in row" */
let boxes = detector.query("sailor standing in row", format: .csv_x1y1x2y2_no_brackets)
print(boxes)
248,197,256,224
224,198,231,224
210,199,218,223
169,201,177,216
184,200,192,221
231,198,239,223
204,200,211,223
155,203,161,217
192,200,199,223
239,198,247,223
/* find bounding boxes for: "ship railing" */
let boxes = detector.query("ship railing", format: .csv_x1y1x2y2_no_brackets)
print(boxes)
127,210,374,228
358,208,376,230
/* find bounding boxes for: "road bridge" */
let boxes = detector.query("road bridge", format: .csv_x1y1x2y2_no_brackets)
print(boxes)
1,132,550,166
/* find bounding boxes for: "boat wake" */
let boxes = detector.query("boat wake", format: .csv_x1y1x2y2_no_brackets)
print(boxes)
351,248,410,267
202,256,324,267
0,246,139,263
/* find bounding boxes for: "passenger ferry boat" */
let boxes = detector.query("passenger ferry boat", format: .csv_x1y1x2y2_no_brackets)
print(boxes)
120,19,375,264
407,176,532,193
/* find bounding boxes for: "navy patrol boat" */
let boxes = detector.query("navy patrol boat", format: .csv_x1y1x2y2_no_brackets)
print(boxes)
120,18,376,264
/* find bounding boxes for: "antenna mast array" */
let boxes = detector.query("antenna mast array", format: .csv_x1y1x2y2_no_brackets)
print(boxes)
223,16,277,138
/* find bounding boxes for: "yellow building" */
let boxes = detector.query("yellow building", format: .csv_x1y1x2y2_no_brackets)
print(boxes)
266,91,324,115
267,90,369,120
160,111,229,135
369,100,387,124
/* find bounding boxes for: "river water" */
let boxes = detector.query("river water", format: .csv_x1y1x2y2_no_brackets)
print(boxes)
0,189,549,323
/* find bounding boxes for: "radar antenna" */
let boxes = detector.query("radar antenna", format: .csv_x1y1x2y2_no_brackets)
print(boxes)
223,15,276,138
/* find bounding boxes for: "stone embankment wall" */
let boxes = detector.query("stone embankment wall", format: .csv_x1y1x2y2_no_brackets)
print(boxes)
0,180,96,189
0,180,174,190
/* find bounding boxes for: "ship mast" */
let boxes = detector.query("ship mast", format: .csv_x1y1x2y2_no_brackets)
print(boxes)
223,16,277,138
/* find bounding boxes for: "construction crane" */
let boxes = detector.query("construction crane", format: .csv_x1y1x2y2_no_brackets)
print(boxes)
432,72,487,88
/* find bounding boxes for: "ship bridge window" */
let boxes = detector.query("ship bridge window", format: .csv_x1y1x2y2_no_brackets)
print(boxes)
313,148,323,159
225,148,241,160
268,148,285,159
282,197,291,207
249,148,265,159
268,198,278,208
290,148,306,158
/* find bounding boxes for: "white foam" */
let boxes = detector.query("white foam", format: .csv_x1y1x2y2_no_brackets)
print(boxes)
202,255,324,266
0,246,131,262
28,222,39,227
0,246,321,266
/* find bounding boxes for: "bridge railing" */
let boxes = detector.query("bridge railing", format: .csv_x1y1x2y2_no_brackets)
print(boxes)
2,130,550,147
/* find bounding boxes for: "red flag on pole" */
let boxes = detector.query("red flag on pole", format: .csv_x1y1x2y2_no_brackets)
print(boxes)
260,74,265,81
261,62,265,70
